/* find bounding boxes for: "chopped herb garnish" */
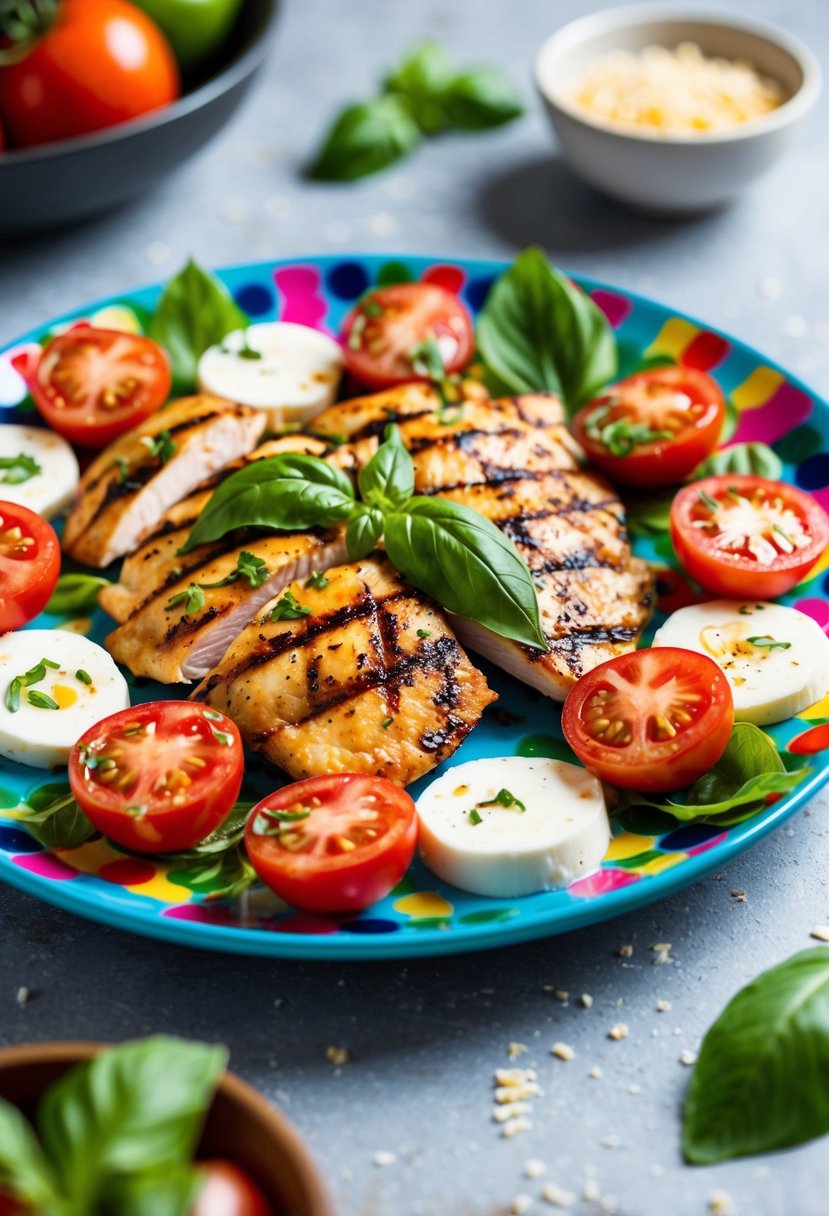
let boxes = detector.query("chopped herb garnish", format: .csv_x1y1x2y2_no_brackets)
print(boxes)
363,298,383,318
165,583,206,614
469,808,483,825
5,677,21,714
253,805,312,837
141,430,177,463
410,335,446,381
27,690,59,710
738,604,765,615
269,591,312,621
75,668,92,685
480,787,526,812
0,452,41,485
200,550,269,590
6,657,61,711
126,804,148,817
699,489,720,512
381,716,394,729
416,628,431,639
304,570,330,590
210,726,233,746
747,636,792,650
202,709,223,721
114,456,130,484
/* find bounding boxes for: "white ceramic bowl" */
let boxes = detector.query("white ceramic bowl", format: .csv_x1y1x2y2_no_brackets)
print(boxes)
534,6,821,213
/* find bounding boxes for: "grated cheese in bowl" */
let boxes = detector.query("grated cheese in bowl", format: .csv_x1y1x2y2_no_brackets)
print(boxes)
565,41,785,136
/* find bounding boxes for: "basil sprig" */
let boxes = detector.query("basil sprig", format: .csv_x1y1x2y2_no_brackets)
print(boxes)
181,426,546,650
616,723,807,826
684,949,829,1163
45,573,111,617
0,1037,226,1215
308,40,522,181
149,259,248,392
476,247,617,415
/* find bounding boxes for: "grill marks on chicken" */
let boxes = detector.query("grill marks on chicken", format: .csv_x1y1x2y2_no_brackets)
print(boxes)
62,395,266,567
192,558,497,784
313,384,654,699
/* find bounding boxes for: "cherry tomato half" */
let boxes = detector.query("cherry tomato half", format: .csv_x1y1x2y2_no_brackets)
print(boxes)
0,0,179,149
31,327,171,448
341,282,474,390
245,774,418,914
562,647,734,793
572,367,726,488
0,501,60,633
69,701,244,854
670,474,829,599
192,1161,272,1216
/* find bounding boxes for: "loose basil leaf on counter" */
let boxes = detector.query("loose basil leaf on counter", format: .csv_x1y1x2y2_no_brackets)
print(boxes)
383,40,454,133
149,259,248,391
346,505,384,561
684,949,829,1163
181,454,355,552
358,424,414,509
0,1098,59,1209
384,497,547,649
16,787,97,850
441,66,524,130
477,247,617,414
693,441,783,481
307,96,421,182
615,723,807,826
45,573,111,617
37,1037,227,1200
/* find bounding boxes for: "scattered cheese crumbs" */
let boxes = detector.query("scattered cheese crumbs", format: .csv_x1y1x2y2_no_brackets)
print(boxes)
326,1046,350,1065
541,1182,576,1208
372,1150,396,1168
508,1042,529,1060
583,1180,601,1203
651,942,673,965
810,925,829,943
656,999,671,1013
551,1042,575,1061
493,1102,532,1123
502,1116,534,1139
495,1084,542,1104
608,1023,629,1041
588,1065,603,1079
601,1132,621,1148
553,989,569,1002
524,1159,547,1180
579,993,593,1008
649,1164,665,1178
731,889,747,902
680,1049,698,1067
496,1067,538,1086
707,1191,736,1216
15,986,31,1006
617,944,633,958
510,1194,533,1215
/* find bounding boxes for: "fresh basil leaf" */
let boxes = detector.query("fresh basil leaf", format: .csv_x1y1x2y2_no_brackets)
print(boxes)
684,948,829,1163
477,247,617,414
441,66,523,130
173,801,254,857
181,455,355,552
166,844,257,901
623,491,673,537
45,573,110,617
17,788,97,850
686,721,783,805
269,590,311,622
383,497,546,649
693,442,783,481
37,1037,227,1203
358,425,414,510
149,259,248,392
346,506,384,561
0,1097,59,1208
105,1165,201,1216
384,40,454,133
307,96,421,182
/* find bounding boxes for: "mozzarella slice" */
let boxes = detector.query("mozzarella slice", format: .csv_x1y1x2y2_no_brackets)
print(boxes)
0,630,130,769
0,424,79,519
415,756,610,898
653,600,829,725
197,322,344,427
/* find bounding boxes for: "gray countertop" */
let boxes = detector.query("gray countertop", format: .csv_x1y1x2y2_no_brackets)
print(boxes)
2,1,829,1213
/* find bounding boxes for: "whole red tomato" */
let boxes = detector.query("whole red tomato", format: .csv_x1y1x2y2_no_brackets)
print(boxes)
0,0,180,149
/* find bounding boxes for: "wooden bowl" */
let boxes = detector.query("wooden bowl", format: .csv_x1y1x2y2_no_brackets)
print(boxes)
0,1042,334,1216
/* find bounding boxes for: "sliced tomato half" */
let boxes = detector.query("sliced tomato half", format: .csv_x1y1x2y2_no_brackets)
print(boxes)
562,647,734,793
670,474,829,599
0,501,60,633
341,282,474,389
245,773,418,914
69,701,244,853
31,327,171,448
572,367,726,488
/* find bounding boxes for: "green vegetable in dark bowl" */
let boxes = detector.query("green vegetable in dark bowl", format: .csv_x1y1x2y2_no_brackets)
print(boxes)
132,0,247,69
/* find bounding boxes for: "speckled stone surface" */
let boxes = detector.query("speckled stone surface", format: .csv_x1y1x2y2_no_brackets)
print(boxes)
1,2,829,1213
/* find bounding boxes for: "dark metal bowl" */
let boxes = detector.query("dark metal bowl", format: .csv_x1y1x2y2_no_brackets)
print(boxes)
0,0,279,239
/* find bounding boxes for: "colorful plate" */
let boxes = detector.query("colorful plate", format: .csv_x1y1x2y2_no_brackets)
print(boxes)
1,254,828,960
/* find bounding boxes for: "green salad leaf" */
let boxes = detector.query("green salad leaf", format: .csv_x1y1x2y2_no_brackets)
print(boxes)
476,247,617,414
684,949,829,1163
693,441,783,480
358,424,414,509
441,66,524,129
15,786,97,850
308,96,421,181
149,260,248,392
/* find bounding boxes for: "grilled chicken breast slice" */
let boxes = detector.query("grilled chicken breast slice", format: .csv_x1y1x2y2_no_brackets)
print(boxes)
62,395,266,567
314,387,653,700
192,557,497,785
